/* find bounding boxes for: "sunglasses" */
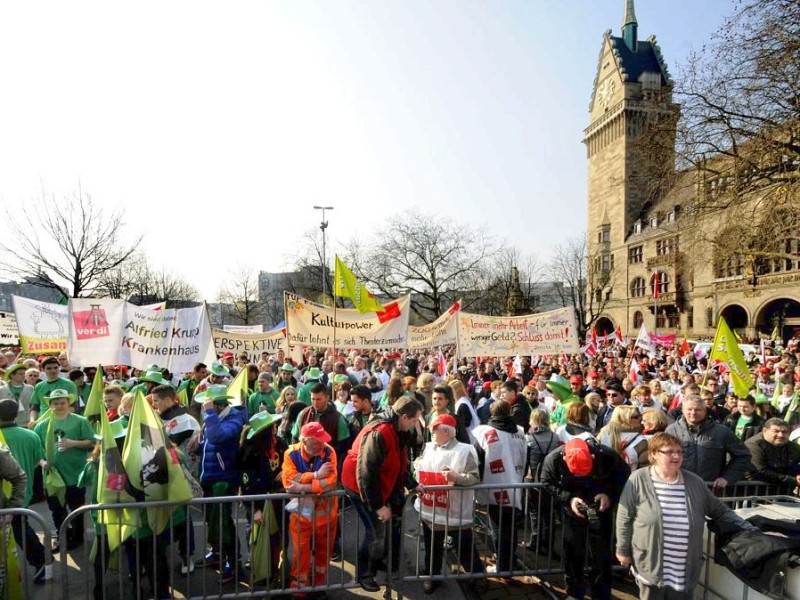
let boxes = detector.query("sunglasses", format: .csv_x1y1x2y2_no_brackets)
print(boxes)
606,392,621,397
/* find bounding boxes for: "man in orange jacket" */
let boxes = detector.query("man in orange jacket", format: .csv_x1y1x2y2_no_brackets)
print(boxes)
282,422,338,591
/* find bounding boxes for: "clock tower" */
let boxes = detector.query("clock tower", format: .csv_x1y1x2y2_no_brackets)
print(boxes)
584,0,678,304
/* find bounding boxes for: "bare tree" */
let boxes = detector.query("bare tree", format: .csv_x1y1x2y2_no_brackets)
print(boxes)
218,266,265,325
1,187,142,298
343,213,497,321
97,254,200,308
636,0,799,270
547,234,615,340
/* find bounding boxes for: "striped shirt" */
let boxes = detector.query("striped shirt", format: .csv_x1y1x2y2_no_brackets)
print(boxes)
653,479,689,591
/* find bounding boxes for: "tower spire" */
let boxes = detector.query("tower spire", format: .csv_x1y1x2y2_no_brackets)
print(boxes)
622,0,638,52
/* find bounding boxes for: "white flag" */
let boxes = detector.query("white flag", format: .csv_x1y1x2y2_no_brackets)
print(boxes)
634,324,656,356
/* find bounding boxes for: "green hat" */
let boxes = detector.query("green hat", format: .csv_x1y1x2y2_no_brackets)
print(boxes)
755,393,769,405
210,361,230,377
246,411,283,440
194,384,234,404
279,362,296,373
3,364,26,382
546,374,572,402
333,374,349,385
47,389,77,404
112,379,131,392
143,363,162,373
139,370,171,386
94,419,128,440
304,367,323,381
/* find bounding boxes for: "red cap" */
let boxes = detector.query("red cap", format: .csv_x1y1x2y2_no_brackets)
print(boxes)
222,352,234,359
482,381,492,391
570,375,583,385
300,422,331,443
588,371,599,378
759,366,771,374
564,439,593,476
431,414,457,430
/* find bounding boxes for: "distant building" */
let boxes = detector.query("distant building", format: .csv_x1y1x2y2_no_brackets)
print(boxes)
0,278,62,312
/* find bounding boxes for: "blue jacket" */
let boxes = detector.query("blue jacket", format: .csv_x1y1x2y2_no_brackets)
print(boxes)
200,406,247,484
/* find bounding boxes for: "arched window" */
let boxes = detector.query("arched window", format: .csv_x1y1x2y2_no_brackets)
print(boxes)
650,272,669,296
630,277,646,298
633,311,644,329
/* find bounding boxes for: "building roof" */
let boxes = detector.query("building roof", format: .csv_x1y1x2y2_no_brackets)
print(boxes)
609,36,669,85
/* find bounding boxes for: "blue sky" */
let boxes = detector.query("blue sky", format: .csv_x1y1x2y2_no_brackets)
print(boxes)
0,0,735,302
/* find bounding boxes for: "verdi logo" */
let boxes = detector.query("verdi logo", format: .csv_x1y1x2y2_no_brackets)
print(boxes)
73,304,111,340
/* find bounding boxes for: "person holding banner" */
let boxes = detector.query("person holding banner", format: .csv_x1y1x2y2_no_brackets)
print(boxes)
28,357,78,425
34,389,95,551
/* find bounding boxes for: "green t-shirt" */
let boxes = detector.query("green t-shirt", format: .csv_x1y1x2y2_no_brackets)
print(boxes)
30,377,79,413
0,424,45,507
290,406,350,443
247,390,278,416
735,415,752,440
34,413,95,486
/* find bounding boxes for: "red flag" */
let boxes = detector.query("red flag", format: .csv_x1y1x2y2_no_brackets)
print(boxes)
680,336,690,356
376,301,401,323
437,350,448,377
602,332,609,347
448,301,461,315
614,325,623,345
653,273,660,299
628,361,638,383
591,329,598,347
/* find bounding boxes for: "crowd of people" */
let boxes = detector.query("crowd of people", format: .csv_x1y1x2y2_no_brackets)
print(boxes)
0,337,799,599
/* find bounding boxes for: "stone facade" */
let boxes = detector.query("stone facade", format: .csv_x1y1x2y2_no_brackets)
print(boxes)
584,2,800,340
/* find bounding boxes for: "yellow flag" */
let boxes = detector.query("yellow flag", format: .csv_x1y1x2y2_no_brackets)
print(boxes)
122,391,192,538
227,365,249,407
334,255,385,313
176,387,189,407
709,316,754,398
83,365,106,427
96,407,136,552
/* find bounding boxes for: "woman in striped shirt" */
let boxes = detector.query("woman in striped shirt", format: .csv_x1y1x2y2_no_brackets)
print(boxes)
615,432,758,599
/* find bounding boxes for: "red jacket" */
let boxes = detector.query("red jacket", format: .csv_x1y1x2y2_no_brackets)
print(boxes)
341,410,406,511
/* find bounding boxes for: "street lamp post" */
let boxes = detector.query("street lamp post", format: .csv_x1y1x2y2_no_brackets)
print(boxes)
313,206,334,298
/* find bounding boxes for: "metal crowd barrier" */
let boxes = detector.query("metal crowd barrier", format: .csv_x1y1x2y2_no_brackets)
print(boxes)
16,478,793,599
55,489,393,600
0,506,54,600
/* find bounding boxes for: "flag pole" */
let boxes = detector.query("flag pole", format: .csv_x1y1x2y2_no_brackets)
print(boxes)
332,258,337,399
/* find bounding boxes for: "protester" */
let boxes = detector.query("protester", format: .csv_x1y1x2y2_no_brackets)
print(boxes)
541,437,629,600
341,396,423,593
0,399,47,581
665,396,751,490
524,407,559,552
745,418,800,495
616,432,760,599
29,357,79,424
34,389,94,551
413,414,482,593
449,379,479,443
282,422,338,591
195,384,247,582
598,405,649,470
472,400,527,573
0,364,34,426
723,395,764,442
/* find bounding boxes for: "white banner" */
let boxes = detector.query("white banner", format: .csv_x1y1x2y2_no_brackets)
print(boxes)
12,296,68,354
0,312,19,346
457,307,579,357
284,292,410,349
408,300,461,350
67,299,216,372
212,327,286,363
222,324,264,334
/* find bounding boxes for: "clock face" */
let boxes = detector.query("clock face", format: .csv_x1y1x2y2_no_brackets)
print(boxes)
598,79,615,107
